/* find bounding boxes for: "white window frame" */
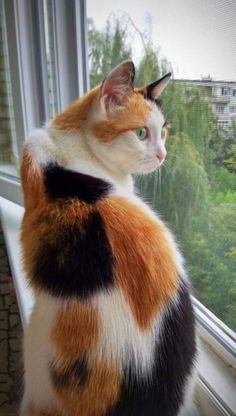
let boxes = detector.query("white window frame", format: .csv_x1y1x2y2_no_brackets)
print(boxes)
0,0,89,194
0,1,235,414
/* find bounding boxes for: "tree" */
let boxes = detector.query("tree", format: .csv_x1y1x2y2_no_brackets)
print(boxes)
88,19,131,87
135,46,161,86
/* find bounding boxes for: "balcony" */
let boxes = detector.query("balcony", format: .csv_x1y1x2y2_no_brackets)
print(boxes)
211,95,230,103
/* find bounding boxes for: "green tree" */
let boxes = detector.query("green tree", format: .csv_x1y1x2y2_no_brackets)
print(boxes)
88,19,131,87
135,46,160,86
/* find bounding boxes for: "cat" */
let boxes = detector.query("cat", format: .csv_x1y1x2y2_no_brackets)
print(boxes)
20,61,197,416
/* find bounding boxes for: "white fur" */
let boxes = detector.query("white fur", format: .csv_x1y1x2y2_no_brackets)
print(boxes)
91,288,159,379
21,292,61,415
178,372,199,416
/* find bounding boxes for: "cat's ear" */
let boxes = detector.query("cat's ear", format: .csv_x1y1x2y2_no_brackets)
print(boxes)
100,61,135,115
145,73,172,101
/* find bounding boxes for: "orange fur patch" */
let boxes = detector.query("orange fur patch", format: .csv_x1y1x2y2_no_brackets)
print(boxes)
52,85,151,143
21,146,46,211
98,197,179,329
51,302,122,416
52,358,122,416
92,93,151,142
51,300,98,357
53,87,100,132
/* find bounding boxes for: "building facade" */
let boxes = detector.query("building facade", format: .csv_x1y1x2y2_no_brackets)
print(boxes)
180,78,236,128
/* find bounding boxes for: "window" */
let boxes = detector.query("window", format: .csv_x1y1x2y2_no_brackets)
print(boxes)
0,0,88,183
221,87,229,96
218,120,229,128
87,0,236,335
0,1,235,414
0,1,18,177
230,105,236,114
215,104,225,114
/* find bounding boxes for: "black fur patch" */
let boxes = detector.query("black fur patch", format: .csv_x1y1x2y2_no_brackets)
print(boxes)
145,72,171,103
107,281,196,416
43,163,112,203
51,356,89,389
33,211,115,298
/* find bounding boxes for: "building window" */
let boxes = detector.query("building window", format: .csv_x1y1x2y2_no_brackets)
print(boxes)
218,120,229,128
232,89,236,97
230,105,236,114
221,87,229,96
215,104,225,114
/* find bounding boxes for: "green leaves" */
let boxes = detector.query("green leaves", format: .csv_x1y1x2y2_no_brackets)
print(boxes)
88,19,132,88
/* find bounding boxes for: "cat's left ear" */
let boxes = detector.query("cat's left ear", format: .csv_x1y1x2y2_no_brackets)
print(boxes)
145,72,172,101
100,61,135,115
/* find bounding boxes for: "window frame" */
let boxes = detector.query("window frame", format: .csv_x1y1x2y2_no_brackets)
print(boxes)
0,0,89,183
194,298,236,416
0,1,235,414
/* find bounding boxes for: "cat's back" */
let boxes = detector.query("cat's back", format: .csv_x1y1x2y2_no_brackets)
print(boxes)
21,161,196,416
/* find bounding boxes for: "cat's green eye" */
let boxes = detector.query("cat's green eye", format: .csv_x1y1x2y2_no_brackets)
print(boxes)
135,127,147,140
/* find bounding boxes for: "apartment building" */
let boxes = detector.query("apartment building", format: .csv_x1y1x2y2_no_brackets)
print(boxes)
180,78,236,128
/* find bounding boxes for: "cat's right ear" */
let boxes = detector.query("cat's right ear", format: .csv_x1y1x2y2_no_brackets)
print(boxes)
100,61,135,116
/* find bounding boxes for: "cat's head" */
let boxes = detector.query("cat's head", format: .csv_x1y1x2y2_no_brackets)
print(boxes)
53,61,171,176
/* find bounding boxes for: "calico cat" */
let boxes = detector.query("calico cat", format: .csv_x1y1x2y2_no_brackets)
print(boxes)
20,61,197,416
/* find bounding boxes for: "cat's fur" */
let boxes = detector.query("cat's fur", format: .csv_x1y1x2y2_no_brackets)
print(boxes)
20,61,197,416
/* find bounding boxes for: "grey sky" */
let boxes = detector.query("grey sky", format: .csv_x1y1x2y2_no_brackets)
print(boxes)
87,0,236,81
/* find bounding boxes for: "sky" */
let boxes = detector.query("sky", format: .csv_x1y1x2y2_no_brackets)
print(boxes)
87,0,236,81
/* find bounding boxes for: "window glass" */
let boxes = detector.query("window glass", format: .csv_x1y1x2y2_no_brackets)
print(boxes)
87,0,236,331
0,2,18,177
0,0,59,179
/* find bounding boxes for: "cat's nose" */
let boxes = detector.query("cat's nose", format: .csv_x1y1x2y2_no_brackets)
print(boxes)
156,151,166,162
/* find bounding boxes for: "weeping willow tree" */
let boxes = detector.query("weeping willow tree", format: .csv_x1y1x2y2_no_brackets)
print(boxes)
88,18,132,87
137,134,209,240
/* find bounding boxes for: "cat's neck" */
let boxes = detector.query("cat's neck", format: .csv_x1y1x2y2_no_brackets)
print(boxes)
47,126,134,194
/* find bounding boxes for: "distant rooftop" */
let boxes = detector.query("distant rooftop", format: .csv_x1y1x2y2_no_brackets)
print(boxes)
174,78,236,85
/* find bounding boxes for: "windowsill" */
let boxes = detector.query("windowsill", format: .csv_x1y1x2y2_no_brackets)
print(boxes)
194,299,236,416
0,162,19,178
0,173,23,205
